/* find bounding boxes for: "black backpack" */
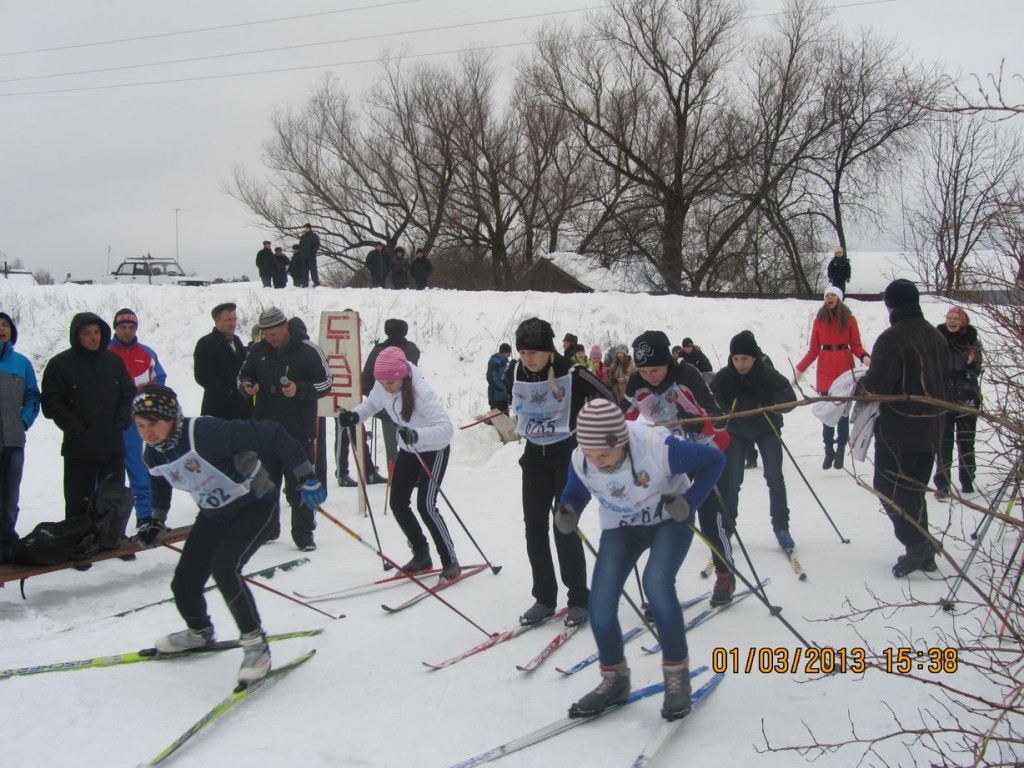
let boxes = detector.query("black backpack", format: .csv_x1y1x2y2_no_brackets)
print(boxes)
10,475,134,567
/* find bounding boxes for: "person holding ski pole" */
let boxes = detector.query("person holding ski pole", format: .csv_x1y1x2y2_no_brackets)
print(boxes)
133,383,327,687
505,317,615,628
793,286,870,470
556,399,725,720
336,346,460,580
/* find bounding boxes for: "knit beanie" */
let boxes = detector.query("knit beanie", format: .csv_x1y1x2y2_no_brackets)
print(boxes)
113,307,138,327
729,331,760,358
631,330,673,368
258,307,288,329
576,399,629,451
824,285,844,301
883,279,919,309
374,346,409,382
515,318,556,352
948,306,970,325
589,344,602,361
132,383,181,422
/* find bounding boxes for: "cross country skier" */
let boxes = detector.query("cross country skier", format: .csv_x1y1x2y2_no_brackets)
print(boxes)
505,317,615,628
556,399,725,720
336,346,460,580
132,384,327,686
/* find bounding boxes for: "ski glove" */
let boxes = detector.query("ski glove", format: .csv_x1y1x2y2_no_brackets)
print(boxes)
397,427,418,445
300,477,327,510
553,503,579,534
661,494,691,522
135,517,167,547
336,410,359,429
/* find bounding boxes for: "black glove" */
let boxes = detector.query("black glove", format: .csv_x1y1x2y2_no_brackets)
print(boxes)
553,503,579,534
337,410,359,429
661,494,691,522
397,427,418,445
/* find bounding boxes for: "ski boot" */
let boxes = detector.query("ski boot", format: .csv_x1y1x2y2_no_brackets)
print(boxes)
569,662,630,718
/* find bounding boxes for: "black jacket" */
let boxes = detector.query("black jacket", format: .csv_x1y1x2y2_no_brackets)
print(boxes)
827,257,851,287
255,247,275,275
411,255,433,287
679,346,713,374
298,230,320,260
193,328,254,419
937,323,983,406
365,248,391,283
710,358,796,438
40,312,136,459
859,305,950,451
238,319,332,439
390,255,410,288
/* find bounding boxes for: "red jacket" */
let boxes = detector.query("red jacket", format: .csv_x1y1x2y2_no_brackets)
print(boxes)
796,315,868,393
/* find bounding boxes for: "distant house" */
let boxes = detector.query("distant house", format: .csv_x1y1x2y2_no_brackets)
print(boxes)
1,264,36,286
508,257,595,293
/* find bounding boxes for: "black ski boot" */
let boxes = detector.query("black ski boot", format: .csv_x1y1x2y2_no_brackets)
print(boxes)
833,446,845,470
569,662,630,718
401,547,433,573
822,444,835,470
892,542,936,578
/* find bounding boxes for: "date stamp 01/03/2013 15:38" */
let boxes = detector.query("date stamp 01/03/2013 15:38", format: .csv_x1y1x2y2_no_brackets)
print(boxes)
711,646,960,676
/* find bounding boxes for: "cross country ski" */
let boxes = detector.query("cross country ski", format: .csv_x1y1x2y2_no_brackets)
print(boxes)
424,609,569,670
381,563,488,613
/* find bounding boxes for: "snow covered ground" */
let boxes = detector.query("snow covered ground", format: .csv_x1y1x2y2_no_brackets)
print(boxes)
0,281,1011,767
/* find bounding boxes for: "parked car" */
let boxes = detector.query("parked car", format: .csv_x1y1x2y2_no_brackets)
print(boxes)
72,255,211,286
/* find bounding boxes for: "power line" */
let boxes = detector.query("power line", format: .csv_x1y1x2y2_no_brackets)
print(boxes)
0,7,603,84
0,1,421,58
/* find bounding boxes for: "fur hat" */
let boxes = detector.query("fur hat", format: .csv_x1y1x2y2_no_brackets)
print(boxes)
384,318,409,340
884,279,919,309
576,399,629,451
516,318,556,352
113,307,138,328
374,346,409,382
258,307,288,329
824,285,844,301
631,330,673,368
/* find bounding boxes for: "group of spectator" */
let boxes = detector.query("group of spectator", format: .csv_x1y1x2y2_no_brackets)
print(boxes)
365,243,433,289
255,224,321,289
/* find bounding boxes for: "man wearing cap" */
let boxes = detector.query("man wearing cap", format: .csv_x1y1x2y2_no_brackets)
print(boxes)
298,223,321,288
255,240,275,288
193,303,253,420
859,279,949,577
561,333,578,356
238,307,332,551
486,343,512,412
41,312,136,519
108,308,168,537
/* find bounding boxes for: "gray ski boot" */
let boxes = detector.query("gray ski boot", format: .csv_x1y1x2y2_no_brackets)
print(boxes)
237,629,271,687
569,662,630,718
154,626,215,654
661,660,692,720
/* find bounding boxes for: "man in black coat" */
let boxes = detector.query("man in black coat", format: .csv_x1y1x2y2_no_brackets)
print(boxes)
859,279,950,578
41,312,136,519
827,247,851,294
193,302,253,420
255,241,275,288
239,307,332,550
679,337,713,374
365,242,391,288
298,224,321,287
411,248,433,289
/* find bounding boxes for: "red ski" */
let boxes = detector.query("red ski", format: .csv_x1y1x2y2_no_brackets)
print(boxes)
424,609,569,670
381,564,489,613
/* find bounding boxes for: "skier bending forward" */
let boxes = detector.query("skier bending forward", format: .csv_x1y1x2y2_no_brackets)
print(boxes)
132,383,327,686
556,399,724,721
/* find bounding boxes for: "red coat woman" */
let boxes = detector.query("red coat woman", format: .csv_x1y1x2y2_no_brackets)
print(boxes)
795,286,870,469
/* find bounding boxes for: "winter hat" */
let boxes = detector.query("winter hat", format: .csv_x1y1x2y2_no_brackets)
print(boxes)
681,337,694,348
576,399,629,451
590,344,602,362
384,318,409,340
258,307,288,329
132,383,181,422
374,346,409,382
498,342,512,354
883,279,919,309
947,306,970,325
516,318,556,352
562,333,578,346
113,307,138,327
824,285,844,301
631,330,673,368
729,331,760,358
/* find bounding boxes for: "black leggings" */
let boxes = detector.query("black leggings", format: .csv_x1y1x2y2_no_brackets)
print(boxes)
171,495,277,635
389,447,458,567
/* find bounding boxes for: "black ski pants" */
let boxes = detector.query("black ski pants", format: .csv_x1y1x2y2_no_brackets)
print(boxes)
171,495,276,635
697,478,734,576
389,446,457,567
935,411,977,490
873,442,934,550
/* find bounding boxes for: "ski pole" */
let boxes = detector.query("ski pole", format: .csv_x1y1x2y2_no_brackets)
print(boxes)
458,410,509,430
762,413,850,544
316,506,496,638
347,423,389,571
409,445,503,575
708,485,780,613
576,529,659,642
161,543,343,621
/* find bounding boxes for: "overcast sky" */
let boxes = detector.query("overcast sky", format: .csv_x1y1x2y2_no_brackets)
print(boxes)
1,0,1021,282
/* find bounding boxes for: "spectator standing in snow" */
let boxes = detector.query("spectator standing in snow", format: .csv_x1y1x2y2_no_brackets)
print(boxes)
710,331,798,551
272,248,289,289
679,338,713,375
135,383,326,687
365,242,391,288
255,241,275,288
858,279,949,577
390,247,410,289
934,306,983,497
337,347,460,580
794,286,870,470
41,312,136,520
0,312,40,564
827,247,851,294
607,345,634,405
298,223,321,288
108,308,168,538
486,343,512,411
557,399,724,720
505,317,614,628
288,244,305,287
193,302,253,421
589,345,610,385
411,248,433,289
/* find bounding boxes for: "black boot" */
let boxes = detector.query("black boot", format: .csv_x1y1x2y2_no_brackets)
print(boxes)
833,447,845,470
822,444,835,470
401,547,433,573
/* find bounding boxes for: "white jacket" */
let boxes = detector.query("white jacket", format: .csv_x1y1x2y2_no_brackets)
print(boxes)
353,363,454,453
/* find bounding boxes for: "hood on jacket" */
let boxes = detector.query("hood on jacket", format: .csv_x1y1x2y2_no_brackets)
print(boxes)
69,312,112,353
288,316,309,342
0,311,18,349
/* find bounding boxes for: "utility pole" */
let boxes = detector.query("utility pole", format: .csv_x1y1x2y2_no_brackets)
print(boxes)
174,208,186,261
898,159,908,252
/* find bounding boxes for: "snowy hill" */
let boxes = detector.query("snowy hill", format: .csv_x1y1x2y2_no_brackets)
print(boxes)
1,282,1009,767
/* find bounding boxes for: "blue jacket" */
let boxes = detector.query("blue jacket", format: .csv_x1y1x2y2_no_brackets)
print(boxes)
0,312,40,447
486,353,510,405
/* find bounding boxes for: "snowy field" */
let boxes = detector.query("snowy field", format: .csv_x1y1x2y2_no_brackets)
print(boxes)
0,281,1011,767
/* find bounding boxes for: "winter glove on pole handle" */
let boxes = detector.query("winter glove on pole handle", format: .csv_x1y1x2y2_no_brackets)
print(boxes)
397,427,418,445
554,503,579,534
336,410,359,429
299,476,328,510
661,494,691,522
